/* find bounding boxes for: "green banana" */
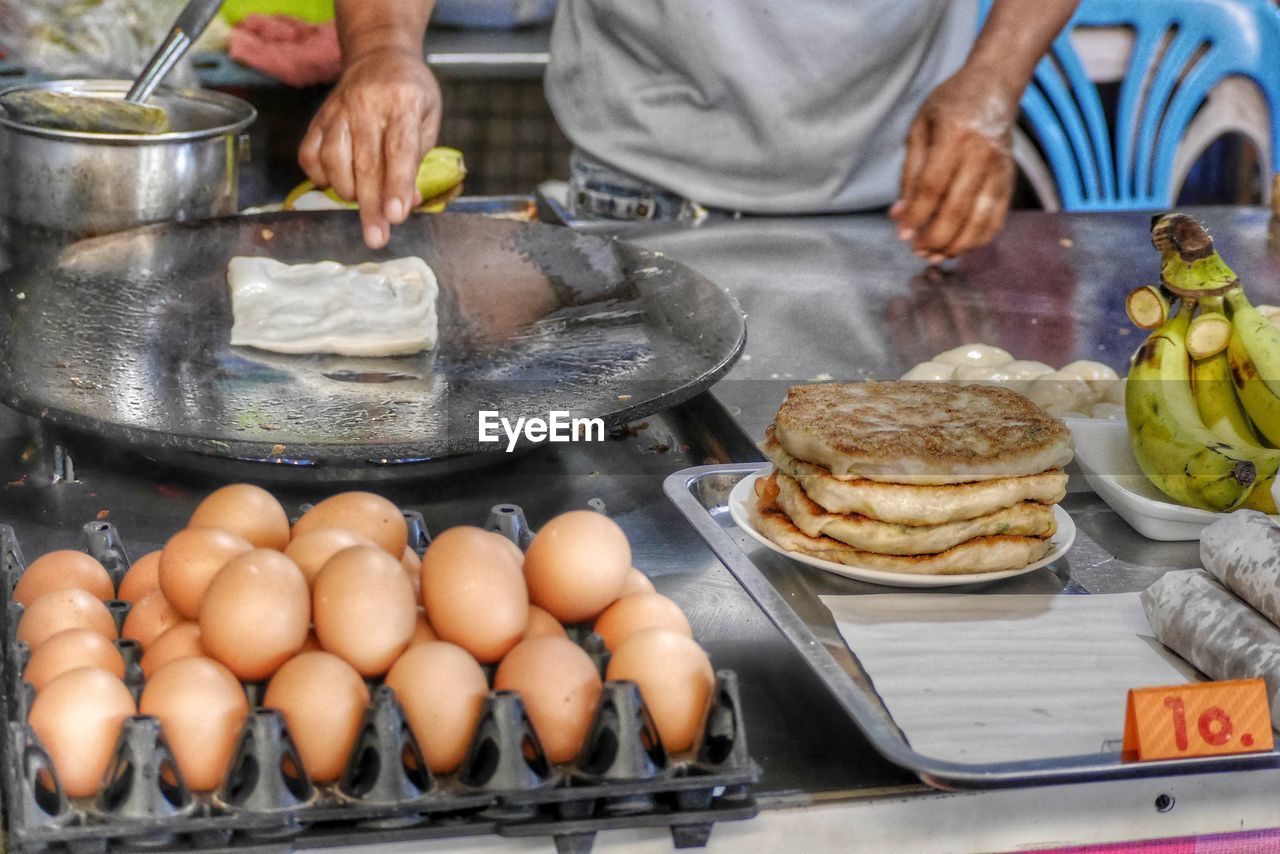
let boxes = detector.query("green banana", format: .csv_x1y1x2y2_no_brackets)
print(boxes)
282,146,467,212
1193,351,1265,449
415,147,468,201
1191,297,1263,449
1224,288,1280,447
1197,299,1280,511
1127,304,1266,512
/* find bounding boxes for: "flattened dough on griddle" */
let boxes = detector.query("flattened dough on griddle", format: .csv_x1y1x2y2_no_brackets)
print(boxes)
227,256,439,357
1200,509,1280,628
771,382,1074,484
763,430,1068,524
772,472,1056,556
750,476,1052,575
1141,568,1280,730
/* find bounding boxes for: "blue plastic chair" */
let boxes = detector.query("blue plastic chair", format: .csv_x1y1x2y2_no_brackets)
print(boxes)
979,0,1280,210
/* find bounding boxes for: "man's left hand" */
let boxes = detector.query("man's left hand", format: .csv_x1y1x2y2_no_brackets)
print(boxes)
890,67,1018,262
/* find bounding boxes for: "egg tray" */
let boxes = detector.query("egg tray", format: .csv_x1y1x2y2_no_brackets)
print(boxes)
0,508,762,854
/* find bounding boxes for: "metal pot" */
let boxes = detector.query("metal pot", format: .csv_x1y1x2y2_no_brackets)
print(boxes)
0,79,256,238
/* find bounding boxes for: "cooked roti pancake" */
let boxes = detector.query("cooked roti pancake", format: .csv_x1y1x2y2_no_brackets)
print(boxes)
771,382,1074,484
771,473,1055,555
751,477,1052,575
764,431,1068,524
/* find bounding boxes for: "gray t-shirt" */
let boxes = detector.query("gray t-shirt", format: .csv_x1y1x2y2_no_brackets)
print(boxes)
546,0,979,213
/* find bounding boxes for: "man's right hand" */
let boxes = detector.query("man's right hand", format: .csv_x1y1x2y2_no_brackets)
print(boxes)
298,47,442,249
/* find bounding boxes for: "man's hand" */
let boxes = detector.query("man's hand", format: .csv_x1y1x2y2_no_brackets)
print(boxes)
890,67,1017,263
891,0,1078,263
298,48,441,249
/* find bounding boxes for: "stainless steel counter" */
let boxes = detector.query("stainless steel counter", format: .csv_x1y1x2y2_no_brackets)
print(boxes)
607,206,1280,572
4,206,1280,852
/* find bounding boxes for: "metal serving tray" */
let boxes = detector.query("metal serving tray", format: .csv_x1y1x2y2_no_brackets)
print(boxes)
664,462,1280,791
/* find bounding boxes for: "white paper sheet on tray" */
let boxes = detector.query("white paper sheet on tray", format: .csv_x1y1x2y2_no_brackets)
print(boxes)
819,593,1201,764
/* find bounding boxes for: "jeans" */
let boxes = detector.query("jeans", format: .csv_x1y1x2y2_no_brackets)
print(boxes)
566,150,716,222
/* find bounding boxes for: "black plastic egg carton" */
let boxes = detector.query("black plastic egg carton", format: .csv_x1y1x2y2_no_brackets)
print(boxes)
0,504,761,854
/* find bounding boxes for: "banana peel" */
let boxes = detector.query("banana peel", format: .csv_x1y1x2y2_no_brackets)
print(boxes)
283,146,466,213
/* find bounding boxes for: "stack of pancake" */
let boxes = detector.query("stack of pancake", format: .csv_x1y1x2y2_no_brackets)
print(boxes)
753,382,1074,575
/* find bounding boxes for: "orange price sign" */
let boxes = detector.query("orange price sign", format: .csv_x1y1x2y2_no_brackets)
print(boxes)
1122,678,1273,762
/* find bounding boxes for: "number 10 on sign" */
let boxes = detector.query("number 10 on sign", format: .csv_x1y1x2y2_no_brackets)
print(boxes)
1122,678,1273,762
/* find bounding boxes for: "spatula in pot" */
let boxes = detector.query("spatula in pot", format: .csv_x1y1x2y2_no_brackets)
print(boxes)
0,0,224,134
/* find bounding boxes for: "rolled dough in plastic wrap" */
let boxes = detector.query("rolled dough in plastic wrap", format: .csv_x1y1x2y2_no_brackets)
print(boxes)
1200,509,1280,627
1141,568,1280,731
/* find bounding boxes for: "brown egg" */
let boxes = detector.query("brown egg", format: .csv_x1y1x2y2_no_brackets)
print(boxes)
159,528,253,619
117,551,162,604
140,657,249,791
140,622,203,678
264,652,370,782
386,642,489,773
17,589,117,649
122,589,184,649
28,667,135,797
313,546,416,676
524,605,568,640
524,511,631,623
606,629,714,753
199,550,309,682
13,550,114,606
401,546,422,594
490,534,525,566
284,528,376,586
421,527,528,664
594,593,692,651
620,568,656,597
189,484,290,551
409,610,438,646
292,492,407,557
24,628,125,692
494,636,602,764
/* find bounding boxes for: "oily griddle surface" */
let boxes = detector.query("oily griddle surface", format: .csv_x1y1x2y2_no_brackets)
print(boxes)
0,212,744,466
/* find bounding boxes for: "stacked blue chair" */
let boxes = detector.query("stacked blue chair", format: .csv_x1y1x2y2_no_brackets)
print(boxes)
979,0,1280,210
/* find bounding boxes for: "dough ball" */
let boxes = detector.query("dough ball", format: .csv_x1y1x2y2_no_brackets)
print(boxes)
1025,371,1094,417
1060,360,1120,401
931,344,1013,368
900,361,956,381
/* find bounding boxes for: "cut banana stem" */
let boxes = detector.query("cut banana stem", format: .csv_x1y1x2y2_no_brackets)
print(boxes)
1150,213,1240,297
1125,285,1169,330
1186,301,1232,360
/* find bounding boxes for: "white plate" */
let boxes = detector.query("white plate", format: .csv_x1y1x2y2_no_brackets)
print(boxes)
1066,417,1279,541
727,471,1076,588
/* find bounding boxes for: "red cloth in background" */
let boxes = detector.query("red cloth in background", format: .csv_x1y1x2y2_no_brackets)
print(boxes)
227,14,341,88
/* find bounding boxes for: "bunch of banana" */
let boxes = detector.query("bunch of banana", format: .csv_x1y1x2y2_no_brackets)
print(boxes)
1126,213,1280,513
282,146,467,213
